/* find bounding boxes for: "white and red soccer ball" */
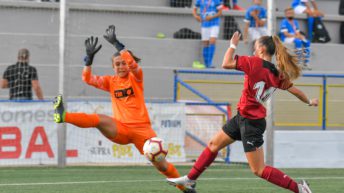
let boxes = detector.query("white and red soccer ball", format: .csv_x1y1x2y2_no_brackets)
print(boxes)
143,137,168,162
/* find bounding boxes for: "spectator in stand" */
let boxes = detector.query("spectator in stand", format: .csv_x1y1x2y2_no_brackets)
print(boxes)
243,0,267,52
192,0,223,68
291,0,324,41
1,48,44,100
280,7,311,70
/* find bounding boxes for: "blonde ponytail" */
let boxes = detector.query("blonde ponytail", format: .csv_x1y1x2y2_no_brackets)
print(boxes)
272,35,301,81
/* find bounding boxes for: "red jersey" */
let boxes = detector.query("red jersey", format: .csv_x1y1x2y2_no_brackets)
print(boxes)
235,55,293,119
82,51,150,126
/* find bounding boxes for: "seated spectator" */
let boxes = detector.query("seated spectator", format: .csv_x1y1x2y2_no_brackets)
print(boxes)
280,7,311,70
243,0,267,50
291,0,324,41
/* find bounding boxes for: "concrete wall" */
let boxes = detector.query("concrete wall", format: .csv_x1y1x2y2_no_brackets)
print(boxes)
47,0,343,15
73,0,170,7
230,130,344,168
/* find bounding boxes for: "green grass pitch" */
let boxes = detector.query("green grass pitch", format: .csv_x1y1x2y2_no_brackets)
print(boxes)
0,165,343,193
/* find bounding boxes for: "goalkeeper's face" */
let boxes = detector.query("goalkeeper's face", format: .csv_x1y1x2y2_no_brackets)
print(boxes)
112,56,129,78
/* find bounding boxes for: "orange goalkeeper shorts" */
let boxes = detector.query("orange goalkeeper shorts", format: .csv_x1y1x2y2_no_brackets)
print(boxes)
111,120,157,154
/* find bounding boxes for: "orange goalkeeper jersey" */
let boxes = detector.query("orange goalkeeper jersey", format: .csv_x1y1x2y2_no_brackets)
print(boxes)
82,50,150,125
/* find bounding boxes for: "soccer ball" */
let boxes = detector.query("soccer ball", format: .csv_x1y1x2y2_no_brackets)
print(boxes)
143,137,168,162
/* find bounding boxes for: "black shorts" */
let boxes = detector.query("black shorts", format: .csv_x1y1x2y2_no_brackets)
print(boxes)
222,113,266,152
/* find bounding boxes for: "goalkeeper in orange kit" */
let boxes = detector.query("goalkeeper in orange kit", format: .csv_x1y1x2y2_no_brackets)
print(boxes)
53,25,196,193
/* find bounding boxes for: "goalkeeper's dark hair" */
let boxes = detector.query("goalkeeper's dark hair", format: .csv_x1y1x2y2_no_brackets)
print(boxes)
113,50,141,63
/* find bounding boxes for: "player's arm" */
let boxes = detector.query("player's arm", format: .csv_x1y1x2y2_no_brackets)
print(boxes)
282,31,295,38
82,67,110,91
207,7,223,20
32,80,44,100
192,7,201,22
243,10,250,43
222,31,241,69
293,21,305,39
280,20,296,38
104,25,142,81
287,86,318,106
208,9,223,20
249,10,262,27
258,19,266,27
295,30,305,39
243,22,249,43
1,78,8,88
258,9,267,27
1,69,9,88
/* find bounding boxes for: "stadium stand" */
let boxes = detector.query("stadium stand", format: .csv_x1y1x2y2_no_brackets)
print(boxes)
0,0,344,100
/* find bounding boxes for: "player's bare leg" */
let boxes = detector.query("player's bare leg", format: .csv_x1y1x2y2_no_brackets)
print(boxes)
245,147,265,176
94,114,117,140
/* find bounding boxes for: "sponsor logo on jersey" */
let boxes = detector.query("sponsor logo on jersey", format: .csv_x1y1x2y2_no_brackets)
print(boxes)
114,87,134,98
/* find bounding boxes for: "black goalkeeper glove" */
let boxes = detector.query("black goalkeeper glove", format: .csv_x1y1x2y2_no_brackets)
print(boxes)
84,36,102,66
103,25,125,52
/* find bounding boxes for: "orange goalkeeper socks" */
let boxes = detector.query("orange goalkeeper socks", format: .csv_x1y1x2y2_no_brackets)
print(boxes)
160,162,186,191
65,112,100,128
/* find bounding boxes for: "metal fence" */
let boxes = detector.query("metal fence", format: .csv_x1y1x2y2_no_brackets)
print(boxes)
174,69,344,130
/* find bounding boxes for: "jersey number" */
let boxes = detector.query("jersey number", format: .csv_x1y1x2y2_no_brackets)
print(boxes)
253,81,276,103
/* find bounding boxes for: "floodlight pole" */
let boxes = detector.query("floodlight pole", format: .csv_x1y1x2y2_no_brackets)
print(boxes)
266,0,276,166
58,0,67,168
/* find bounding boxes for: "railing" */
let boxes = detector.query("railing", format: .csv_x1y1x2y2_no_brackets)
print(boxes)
174,69,344,130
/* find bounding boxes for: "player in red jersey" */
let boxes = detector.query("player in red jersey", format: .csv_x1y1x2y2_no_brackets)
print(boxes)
167,31,318,193
53,25,195,193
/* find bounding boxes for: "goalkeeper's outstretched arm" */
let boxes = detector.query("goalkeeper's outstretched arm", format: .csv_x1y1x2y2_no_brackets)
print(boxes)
82,66,110,92
104,25,143,81
82,36,110,92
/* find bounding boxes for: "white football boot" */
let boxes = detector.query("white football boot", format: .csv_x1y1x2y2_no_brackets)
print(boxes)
298,180,312,193
167,175,196,192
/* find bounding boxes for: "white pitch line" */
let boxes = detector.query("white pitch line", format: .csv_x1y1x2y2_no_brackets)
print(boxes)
0,179,161,186
0,176,343,187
